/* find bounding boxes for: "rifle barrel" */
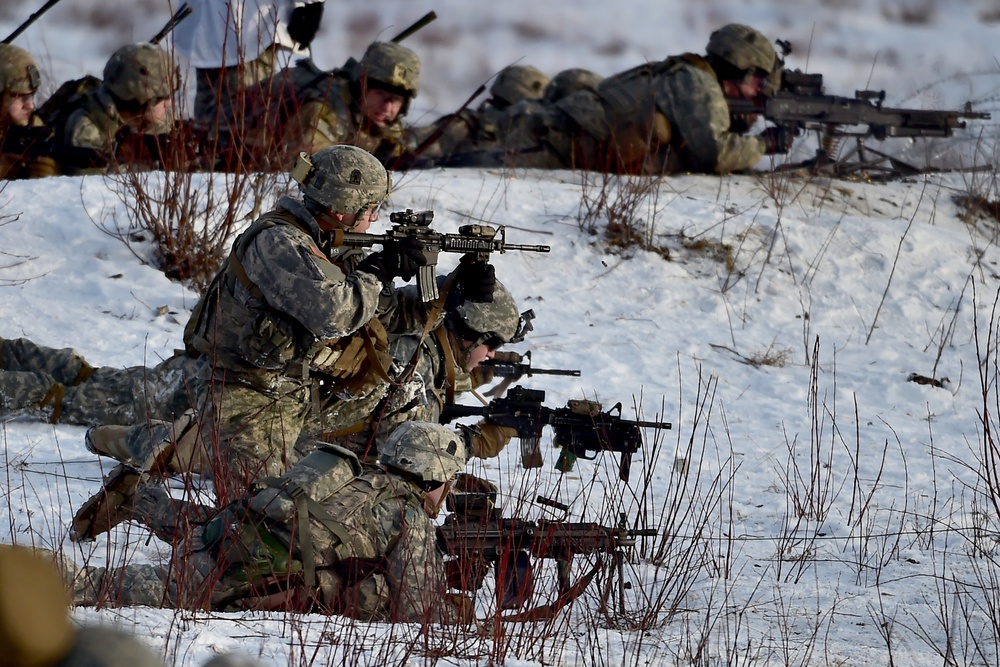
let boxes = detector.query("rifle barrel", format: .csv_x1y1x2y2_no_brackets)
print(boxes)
151,3,193,45
4,0,64,44
530,368,582,377
390,10,437,43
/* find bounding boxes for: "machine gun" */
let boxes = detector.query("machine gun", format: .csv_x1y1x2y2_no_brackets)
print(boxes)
731,66,992,179
333,209,550,302
439,385,670,482
438,492,656,616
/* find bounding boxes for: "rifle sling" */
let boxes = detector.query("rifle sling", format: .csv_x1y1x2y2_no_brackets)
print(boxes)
433,325,458,405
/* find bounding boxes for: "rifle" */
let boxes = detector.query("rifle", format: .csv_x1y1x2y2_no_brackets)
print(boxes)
481,350,581,399
437,492,656,614
333,209,550,302
439,385,671,482
3,0,64,44
150,2,193,45
731,69,992,179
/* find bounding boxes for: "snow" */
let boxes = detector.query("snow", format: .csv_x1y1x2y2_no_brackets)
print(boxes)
3,0,1000,665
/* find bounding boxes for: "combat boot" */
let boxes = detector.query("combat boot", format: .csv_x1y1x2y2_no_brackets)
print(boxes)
70,463,144,542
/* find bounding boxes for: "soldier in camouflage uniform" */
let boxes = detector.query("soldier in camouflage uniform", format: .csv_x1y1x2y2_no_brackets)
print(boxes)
403,64,551,165
437,24,792,174
0,337,197,426
0,44,59,180
311,278,526,462
54,42,179,170
242,41,421,169
65,422,472,624
71,145,434,540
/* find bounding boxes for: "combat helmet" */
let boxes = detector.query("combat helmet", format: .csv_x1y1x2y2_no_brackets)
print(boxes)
0,44,40,97
490,65,550,109
705,24,776,74
542,68,603,104
448,280,522,349
292,145,392,216
103,42,178,105
378,421,467,484
358,41,420,114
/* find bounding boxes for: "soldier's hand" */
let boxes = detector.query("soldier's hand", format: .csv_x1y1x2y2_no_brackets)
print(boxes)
760,126,794,154
356,237,427,284
455,256,496,303
470,421,518,459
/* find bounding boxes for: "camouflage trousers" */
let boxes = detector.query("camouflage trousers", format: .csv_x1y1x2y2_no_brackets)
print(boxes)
0,337,197,426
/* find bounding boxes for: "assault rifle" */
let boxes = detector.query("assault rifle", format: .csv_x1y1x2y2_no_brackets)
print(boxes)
439,385,671,481
731,68,992,179
334,209,550,302
438,492,656,615
481,350,581,398
150,2,193,45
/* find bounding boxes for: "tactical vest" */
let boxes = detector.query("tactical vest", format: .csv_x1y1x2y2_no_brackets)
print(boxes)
184,209,391,394
203,445,422,611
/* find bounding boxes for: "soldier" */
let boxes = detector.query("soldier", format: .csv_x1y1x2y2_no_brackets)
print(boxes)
439,24,792,175
173,0,326,132
65,422,473,624
71,144,431,540
242,41,421,169
403,64,551,165
0,43,58,179
54,42,180,170
311,278,526,462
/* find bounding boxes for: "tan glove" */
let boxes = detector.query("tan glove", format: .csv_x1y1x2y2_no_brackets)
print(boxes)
27,156,59,178
469,421,518,459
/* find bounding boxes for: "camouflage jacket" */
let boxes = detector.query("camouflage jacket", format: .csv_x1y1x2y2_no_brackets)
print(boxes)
59,86,126,153
185,196,388,390
651,58,766,173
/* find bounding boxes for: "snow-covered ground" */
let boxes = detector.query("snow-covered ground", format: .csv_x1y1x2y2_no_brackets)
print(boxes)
4,0,1000,665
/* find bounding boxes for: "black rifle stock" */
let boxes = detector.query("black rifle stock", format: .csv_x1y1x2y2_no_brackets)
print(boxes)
439,385,670,481
334,209,550,302
437,494,656,610
732,68,992,177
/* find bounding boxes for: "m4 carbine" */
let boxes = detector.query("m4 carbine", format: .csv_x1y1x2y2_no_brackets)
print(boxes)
333,210,550,302
439,385,671,481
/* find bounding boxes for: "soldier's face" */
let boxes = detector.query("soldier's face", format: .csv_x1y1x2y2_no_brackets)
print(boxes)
463,342,496,372
142,97,173,128
2,92,35,127
423,480,452,518
361,86,405,128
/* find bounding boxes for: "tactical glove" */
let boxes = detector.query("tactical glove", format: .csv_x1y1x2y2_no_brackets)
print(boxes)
469,421,518,459
27,156,59,179
455,256,496,303
287,2,324,49
760,126,795,154
355,237,427,285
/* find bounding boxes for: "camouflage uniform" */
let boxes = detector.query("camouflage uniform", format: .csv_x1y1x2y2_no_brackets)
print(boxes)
68,424,468,624
243,41,420,169
0,337,197,426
